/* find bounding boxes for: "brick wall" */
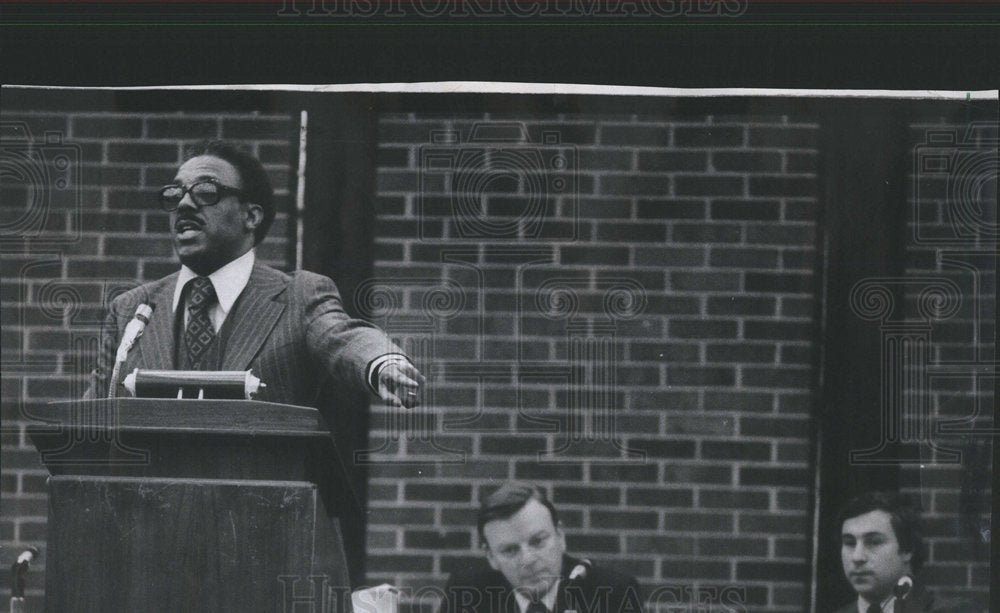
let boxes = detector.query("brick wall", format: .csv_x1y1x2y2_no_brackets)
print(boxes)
0,110,298,610
1,102,992,613
899,120,995,608
364,113,822,612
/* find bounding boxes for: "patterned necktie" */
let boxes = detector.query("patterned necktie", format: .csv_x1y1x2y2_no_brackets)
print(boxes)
525,602,548,613
184,276,217,368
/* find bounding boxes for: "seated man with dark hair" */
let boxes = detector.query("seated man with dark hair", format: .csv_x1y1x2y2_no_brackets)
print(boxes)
835,491,947,613
444,481,644,613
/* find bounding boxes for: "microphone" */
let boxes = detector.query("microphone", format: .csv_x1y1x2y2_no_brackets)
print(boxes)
116,303,154,362
108,303,153,399
563,560,592,613
568,559,592,581
11,546,39,599
893,575,913,600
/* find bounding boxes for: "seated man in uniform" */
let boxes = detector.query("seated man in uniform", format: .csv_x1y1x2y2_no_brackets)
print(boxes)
444,481,644,613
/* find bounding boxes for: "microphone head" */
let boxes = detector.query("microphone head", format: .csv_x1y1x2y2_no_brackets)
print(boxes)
568,559,592,581
893,574,913,599
16,546,39,565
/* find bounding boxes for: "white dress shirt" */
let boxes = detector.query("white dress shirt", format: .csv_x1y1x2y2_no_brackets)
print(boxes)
857,595,895,613
513,580,560,613
173,249,256,332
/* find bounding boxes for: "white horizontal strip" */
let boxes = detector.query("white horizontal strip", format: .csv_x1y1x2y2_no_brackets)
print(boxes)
4,82,997,100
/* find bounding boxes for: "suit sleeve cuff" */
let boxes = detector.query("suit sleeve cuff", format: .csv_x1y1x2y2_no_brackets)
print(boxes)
366,353,412,392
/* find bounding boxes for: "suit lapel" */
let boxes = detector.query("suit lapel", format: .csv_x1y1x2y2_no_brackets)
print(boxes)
220,263,287,370
504,584,518,613
554,589,566,613
131,274,178,371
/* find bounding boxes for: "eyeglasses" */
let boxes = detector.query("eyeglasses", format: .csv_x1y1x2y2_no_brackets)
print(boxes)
158,179,244,211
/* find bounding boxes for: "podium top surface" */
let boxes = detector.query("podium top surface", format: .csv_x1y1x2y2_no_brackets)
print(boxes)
33,398,329,437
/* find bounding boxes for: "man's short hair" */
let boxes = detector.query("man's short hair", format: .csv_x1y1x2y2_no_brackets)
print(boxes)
477,481,560,547
836,491,924,572
184,140,275,245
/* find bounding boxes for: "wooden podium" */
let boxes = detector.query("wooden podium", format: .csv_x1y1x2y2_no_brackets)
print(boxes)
28,399,354,613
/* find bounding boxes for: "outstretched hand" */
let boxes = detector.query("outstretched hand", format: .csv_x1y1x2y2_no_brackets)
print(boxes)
377,360,426,408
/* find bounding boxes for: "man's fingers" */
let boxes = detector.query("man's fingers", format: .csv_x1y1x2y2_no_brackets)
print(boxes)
398,389,420,409
388,377,421,408
381,363,425,390
388,374,422,391
376,361,425,408
391,362,426,385
378,364,423,408
380,387,419,409
378,388,405,408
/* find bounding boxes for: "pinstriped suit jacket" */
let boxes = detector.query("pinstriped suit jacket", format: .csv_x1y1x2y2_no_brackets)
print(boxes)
87,262,403,405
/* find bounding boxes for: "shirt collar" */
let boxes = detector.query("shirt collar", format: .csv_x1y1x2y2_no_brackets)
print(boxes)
858,594,895,613
513,579,560,613
173,249,255,314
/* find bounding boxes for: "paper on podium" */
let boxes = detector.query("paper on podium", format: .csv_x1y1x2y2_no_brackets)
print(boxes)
352,584,399,613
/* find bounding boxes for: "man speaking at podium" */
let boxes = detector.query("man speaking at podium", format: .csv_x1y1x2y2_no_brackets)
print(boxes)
444,482,644,613
87,139,424,407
